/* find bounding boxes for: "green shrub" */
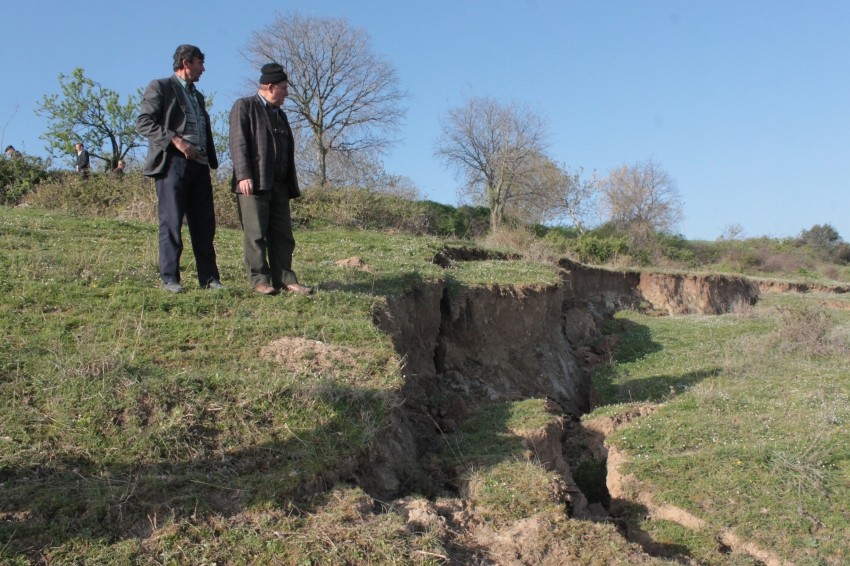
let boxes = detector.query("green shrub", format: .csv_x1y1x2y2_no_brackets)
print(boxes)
212,179,240,229
26,171,132,214
540,229,573,255
293,184,415,231
656,233,697,266
0,154,53,205
572,233,628,264
417,201,490,238
23,170,241,229
830,242,850,264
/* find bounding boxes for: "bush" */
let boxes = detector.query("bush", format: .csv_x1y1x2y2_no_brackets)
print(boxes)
417,201,490,238
830,242,850,265
572,233,629,265
24,170,241,229
772,304,846,357
292,184,423,231
0,154,53,204
480,225,561,263
657,233,697,266
540,229,573,256
26,171,134,214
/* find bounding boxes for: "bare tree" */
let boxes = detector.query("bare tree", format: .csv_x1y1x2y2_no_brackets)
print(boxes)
600,157,683,240
718,223,745,241
536,165,600,234
435,96,550,229
244,12,408,186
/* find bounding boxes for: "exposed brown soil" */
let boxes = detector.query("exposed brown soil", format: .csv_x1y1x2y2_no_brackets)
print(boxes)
754,278,849,295
261,336,360,373
334,255,373,271
360,260,781,563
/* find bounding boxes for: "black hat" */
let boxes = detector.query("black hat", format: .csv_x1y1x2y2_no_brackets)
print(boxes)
260,63,288,85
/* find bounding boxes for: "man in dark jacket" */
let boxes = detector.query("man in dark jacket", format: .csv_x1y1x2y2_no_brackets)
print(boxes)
75,143,90,178
136,44,222,293
229,63,311,295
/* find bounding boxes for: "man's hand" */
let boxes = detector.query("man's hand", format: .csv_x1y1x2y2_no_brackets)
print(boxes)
237,179,254,195
172,136,198,160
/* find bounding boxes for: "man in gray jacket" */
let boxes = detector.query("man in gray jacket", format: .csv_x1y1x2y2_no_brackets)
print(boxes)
137,44,222,293
229,63,311,295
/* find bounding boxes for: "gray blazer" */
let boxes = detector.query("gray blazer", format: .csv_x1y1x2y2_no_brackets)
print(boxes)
229,94,300,199
136,75,218,177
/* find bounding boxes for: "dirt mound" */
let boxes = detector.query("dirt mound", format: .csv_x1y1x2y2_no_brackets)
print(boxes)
335,256,373,271
260,336,359,374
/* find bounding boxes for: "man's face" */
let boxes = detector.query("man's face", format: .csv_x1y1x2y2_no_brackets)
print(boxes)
183,57,205,82
267,81,289,106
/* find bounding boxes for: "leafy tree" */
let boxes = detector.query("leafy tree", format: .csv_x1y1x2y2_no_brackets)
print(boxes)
435,96,550,229
600,157,683,244
36,68,143,171
244,12,408,187
797,223,849,264
798,224,841,251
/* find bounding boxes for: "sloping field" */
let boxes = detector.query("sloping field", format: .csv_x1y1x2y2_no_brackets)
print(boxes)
1,206,847,564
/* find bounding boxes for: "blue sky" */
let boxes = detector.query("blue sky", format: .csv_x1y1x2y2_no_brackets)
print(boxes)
2,0,848,241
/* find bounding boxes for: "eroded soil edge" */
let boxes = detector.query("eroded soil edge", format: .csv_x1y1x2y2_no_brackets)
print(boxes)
360,261,778,562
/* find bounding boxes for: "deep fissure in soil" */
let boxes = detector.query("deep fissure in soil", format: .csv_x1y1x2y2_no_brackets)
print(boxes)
365,261,763,561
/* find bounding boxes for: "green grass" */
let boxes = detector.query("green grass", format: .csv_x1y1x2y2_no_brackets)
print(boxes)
6,203,849,564
0,206,563,563
591,296,850,565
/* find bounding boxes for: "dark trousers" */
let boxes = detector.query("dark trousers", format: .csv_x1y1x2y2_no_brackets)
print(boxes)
236,182,297,289
155,155,220,286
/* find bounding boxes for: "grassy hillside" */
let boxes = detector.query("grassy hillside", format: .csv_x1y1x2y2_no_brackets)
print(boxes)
590,294,850,564
0,207,576,564
2,204,849,564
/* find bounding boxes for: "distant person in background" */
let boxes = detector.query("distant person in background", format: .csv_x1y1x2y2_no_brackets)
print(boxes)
75,142,90,178
111,159,126,178
136,44,222,294
5,145,20,158
229,62,312,296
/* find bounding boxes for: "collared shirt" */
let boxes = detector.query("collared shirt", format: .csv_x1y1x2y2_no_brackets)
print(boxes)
174,74,208,165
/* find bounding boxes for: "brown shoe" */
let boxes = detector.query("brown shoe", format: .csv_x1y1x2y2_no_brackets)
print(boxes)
253,283,277,295
284,283,313,295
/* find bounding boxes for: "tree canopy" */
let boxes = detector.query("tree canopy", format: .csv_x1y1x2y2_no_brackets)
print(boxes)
36,68,143,171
